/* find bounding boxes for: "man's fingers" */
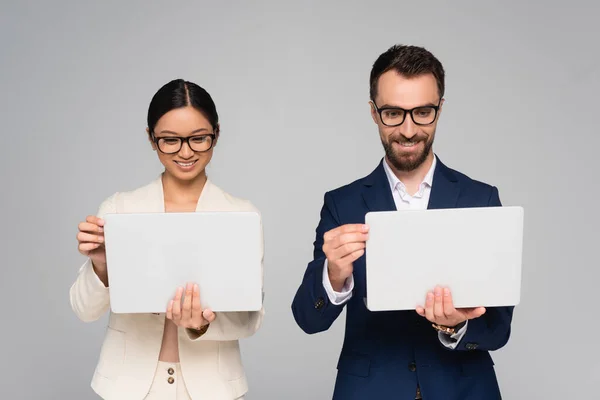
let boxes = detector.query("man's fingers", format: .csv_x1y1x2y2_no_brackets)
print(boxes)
469,307,486,319
332,242,366,262
415,306,426,317
433,287,444,319
337,248,365,265
442,287,456,319
330,232,369,250
424,292,435,322
323,224,369,242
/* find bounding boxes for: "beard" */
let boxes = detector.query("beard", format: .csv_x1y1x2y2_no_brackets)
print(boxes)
382,132,434,172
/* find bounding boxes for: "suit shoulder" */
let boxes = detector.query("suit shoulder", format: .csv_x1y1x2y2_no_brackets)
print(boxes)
324,175,368,200
447,167,499,198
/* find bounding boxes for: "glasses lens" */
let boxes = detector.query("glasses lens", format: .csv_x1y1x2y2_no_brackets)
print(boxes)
189,135,213,152
157,135,213,153
412,107,436,125
157,138,181,154
381,109,405,126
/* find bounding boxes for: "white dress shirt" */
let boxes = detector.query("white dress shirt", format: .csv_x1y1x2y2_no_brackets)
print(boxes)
322,155,467,348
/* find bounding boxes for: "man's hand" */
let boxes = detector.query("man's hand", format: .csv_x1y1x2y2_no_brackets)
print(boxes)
416,286,486,328
323,224,369,292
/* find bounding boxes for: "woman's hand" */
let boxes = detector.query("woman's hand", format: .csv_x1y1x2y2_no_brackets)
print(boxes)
166,283,216,330
77,215,108,285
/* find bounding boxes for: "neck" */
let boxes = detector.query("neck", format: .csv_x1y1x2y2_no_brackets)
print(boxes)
386,153,435,195
161,170,207,204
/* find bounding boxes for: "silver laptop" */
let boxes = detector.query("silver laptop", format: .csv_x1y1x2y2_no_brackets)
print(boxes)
103,211,263,314
364,206,524,312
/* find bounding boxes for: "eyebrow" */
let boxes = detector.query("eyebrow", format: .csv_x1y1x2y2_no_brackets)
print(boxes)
379,102,437,109
158,128,210,135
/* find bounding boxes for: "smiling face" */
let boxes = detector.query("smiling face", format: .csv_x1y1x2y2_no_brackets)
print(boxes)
148,106,218,182
371,70,443,172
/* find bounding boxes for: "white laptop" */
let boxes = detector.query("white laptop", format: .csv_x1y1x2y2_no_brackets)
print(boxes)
364,206,524,312
103,211,263,314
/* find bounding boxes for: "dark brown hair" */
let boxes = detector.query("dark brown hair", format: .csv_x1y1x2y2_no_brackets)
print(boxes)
147,79,219,135
369,44,445,101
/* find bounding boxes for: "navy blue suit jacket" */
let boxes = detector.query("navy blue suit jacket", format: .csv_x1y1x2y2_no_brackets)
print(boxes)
291,157,513,400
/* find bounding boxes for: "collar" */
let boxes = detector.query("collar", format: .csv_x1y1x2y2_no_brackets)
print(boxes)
382,154,437,194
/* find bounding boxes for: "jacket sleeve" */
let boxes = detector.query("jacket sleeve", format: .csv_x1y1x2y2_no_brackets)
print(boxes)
448,186,515,352
69,193,118,322
184,205,265,342
291,191,347,334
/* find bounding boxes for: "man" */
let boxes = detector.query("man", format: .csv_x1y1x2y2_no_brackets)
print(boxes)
291,44,513,400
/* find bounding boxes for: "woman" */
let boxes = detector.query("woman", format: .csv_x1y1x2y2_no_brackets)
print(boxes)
69,79,264,400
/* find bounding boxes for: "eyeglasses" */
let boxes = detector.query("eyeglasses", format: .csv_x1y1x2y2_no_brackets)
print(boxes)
372,100,441,127
151,133,216,154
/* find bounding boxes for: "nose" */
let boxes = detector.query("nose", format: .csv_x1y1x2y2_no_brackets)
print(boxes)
400,116,418,139
178,140,194,159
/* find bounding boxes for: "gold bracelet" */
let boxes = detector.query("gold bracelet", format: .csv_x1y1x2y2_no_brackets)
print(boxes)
431,323,456,335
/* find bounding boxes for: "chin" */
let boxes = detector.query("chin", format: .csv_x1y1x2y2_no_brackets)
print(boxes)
166,167,206,182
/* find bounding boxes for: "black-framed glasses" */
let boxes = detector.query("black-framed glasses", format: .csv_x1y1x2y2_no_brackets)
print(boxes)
372,100,441,127
151,133,216,154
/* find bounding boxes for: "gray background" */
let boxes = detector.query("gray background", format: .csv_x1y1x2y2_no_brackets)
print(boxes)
1,1,598,399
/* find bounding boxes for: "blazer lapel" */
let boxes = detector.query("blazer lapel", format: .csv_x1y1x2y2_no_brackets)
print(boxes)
195,179,217,212
147,176,166,212
361,159,397,213
427,156,460,210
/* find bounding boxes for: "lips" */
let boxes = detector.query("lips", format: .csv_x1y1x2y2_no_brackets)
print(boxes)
174,160,198,167
394,140,423,149
398,141,419,147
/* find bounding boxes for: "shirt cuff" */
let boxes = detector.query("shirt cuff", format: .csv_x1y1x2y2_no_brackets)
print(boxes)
322,259,354,305
438,320,469,349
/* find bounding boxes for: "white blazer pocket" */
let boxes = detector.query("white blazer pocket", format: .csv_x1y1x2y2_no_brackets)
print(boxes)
218,341,244,381
95,327,126,380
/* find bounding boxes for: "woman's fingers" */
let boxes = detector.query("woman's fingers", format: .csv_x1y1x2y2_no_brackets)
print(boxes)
191,284,203,326
182,283,193,320
77,231,104,244
78,221,104,234
77,217,105,256
203,309,216,323
171,287,183,322
78,242,101,253
166,300,174,320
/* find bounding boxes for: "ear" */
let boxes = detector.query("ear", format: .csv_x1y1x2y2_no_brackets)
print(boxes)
369,101,379,125
213,124,220,146
437,98,445,118
147,128,157,151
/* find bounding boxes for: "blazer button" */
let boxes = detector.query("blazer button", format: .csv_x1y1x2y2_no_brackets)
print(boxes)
167,368,174,375
167,377,174,384
314,297,325,310
408,362,417,372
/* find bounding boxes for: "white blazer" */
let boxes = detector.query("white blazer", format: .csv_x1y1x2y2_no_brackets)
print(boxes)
69,176,265,400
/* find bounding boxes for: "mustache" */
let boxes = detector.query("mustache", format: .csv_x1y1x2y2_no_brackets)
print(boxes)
391,133,429,143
